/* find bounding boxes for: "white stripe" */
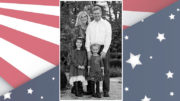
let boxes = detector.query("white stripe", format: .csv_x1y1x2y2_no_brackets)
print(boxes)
0,38,55,79
0,77,13,96
123,11,154,26
0,3,59,16
0,15,60,45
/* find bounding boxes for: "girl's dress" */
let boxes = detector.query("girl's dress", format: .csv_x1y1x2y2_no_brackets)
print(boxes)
69,49,87,86
88,55,104,82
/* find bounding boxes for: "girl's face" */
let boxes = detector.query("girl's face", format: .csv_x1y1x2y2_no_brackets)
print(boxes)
80,13,88,24
76,39,82,49
92,45,99,54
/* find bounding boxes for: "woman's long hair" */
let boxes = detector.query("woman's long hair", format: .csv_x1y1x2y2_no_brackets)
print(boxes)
75,11,91,27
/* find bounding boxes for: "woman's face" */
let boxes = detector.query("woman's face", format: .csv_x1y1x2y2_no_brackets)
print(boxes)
76,39,83,49
80,13,88,24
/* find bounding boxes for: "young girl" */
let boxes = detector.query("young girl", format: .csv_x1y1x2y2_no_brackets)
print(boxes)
87,44,104,98
69,38,87,97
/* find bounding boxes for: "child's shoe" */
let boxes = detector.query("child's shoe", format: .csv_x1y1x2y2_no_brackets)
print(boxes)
91,81,96,97
96,92,101,98
92,93,97,97
71,82,76,94
74,82,82,97
95,81,101,98
78,81,83,97
71,86,75,94
84,81,92,95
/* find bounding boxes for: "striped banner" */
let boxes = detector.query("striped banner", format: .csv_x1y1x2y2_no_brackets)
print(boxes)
0,0,59,95
123,0,178,29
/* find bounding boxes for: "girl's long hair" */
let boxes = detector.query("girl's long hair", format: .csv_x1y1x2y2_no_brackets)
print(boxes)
73,37,85,50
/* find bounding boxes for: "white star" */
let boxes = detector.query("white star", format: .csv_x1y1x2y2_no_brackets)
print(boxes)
177,8,180,12
3,92,12,100
166,70,174,79
124,35,129,40
149,56,153,59
52,77,55,80
126,53,142,69
170,92,174,96
169,13,175,20
40,96,44,99
156,33,166,42
141,95,151,101
125,87,129,91
27,88,33,94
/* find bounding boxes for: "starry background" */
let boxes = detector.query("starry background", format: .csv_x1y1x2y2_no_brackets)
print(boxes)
0,67,59,101
124,1,180,101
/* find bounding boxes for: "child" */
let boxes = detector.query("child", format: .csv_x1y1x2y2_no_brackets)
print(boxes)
87,44,104,98
69,38,87,97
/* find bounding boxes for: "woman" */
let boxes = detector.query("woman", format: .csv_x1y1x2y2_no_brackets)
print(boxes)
70,11,92,95
73,11,91,39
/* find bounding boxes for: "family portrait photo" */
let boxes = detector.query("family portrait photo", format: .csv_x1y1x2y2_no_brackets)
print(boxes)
60,1,122,100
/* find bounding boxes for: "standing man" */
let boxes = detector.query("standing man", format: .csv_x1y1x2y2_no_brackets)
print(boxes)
86,6,112,97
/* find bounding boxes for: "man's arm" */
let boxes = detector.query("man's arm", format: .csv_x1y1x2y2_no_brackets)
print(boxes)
86,23,92,59
85,24,91,52
102,21,112,53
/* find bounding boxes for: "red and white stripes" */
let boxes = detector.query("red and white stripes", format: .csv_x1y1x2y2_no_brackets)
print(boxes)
0,0,59,95
123,0,178,29
0,0,59,6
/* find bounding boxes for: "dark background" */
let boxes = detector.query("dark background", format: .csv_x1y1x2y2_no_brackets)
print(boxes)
60,1,122,77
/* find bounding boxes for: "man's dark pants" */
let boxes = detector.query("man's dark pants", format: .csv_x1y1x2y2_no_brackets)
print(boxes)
86,45,110,94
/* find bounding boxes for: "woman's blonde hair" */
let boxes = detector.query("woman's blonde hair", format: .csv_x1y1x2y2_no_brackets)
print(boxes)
75,11,91,26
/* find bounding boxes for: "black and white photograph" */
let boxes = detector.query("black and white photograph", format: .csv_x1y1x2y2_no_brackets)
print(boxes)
60,1,122,100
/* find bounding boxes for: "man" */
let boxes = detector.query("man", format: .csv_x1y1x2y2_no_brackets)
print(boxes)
85,6,112,97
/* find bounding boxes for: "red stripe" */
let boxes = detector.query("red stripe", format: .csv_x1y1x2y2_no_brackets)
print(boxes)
123,0,178,12
0,58,31,88
0,8,59,28
123,25,129,29
0,0,59,6
0,25,59,65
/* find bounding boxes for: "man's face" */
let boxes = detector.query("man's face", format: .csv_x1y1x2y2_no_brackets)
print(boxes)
93,9,102,22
